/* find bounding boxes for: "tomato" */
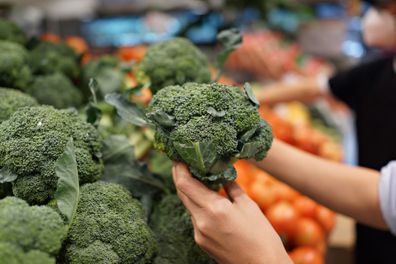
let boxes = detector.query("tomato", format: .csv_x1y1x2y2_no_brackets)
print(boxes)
293,218,325,248
315,206,336,235
293,196,318,218
289,247,324,264
66,36,89,54
273,183,300,202
248,183,278,211
117,46,146,62
235,161,255,190
266,201,299,240
41,32,61,43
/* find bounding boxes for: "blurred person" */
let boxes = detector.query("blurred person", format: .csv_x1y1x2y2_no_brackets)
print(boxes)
252,0,396,263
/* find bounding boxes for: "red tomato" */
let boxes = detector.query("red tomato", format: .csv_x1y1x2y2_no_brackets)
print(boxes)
66,36,89,54
266,201,299,240
41,32,61,43
248,183,278,211
289,247,324,264
293,196,318,218
293,218,325,248
315,206,336,235
273,183,300,202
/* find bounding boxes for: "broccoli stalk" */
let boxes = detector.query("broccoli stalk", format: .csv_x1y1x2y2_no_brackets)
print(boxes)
139,38,211,94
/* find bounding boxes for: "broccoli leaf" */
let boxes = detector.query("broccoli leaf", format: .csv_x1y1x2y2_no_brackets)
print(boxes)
96,67,124,95
105,93,151,127
237,142,261,159
240,126,259,142
215,28,242,82
147,110,176,128
102,135,168,216
207,107,226,117
244,83,260,107
0,167,17,183
86,79,102,127
174,141,217,174
55,138,80,225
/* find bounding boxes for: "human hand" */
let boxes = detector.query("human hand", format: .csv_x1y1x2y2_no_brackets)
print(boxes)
172,162,292,264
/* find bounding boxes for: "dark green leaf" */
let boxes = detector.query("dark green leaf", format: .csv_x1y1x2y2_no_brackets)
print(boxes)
55,138,80,225
89,78,99,104
0,167,17,183
244,83,260,107
95,68,124,95
105,93,151,127
236,142,261,159
207,107,226,117
240,126,258,142
102,134,135,162
174,141,217,173
86,79,102,127
147,111,176,128
206,165,237,183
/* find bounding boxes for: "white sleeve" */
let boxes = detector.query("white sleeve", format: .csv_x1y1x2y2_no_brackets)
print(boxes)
379,161,396,235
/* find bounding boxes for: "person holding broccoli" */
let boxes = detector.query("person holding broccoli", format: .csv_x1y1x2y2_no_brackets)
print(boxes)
172,1,396,263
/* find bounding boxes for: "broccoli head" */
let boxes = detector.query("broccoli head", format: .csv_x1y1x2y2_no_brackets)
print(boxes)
0,41,32,89
147,82,273,185
150,195,215,264
0,18,27,45
80,55,126,100
139,38,211,94
63,182,156,264
0,88,37,122
0,106,104,204
0,242,55,264
29,41,80,80
0,197,66,259
24,73,83,109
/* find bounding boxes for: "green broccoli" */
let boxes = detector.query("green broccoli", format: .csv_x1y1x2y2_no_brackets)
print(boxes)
29,41,80,80
150,195,215,264
0,106,104,204
80,55,126,99
0,242,54,264
0,41,32,89
139,38,211,94
0,18,27,45
0,88,37,122
24,73,83,109
0,197,67,260
62,182,156,264
147,82,273,185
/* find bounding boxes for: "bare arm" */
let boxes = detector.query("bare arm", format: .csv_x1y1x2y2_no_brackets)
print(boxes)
256,77,325,106
254,139,387,230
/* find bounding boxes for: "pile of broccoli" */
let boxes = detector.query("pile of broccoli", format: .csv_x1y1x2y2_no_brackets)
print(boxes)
24,73,83,109
139,38,211,94
0,88,37,122
0,106,103,204
150,195,215,264
63,182,156,264
147,82,273,185
0,41,32,89
0,197,67,264
29,41,80,80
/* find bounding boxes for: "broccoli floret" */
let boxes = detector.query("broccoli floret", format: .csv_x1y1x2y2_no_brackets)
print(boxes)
24,73,83,109
0,197,66,258
0,18,27,45
63,182,156,264
80,55,125,99
0,242,55,264
147,82,273,185
29,41,79,80
150,195,215,264
0,106,103,204
139,38,211,94
0,41,32,89
0,88,37,122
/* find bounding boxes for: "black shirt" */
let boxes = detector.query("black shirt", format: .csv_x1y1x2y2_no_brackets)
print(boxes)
329,56,396,264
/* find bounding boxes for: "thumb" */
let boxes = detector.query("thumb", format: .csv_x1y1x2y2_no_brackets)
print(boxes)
223,182,247,202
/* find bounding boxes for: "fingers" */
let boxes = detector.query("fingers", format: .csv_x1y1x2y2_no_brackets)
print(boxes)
172,162,223,208
223,181,248,203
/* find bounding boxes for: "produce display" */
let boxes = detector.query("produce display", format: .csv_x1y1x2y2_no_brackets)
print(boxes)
0,18,342,264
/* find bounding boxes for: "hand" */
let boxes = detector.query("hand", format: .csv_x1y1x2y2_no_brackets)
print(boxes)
172,162,292,264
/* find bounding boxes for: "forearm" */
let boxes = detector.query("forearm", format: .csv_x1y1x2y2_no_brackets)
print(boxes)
256,78,323,106
254,139,387,229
